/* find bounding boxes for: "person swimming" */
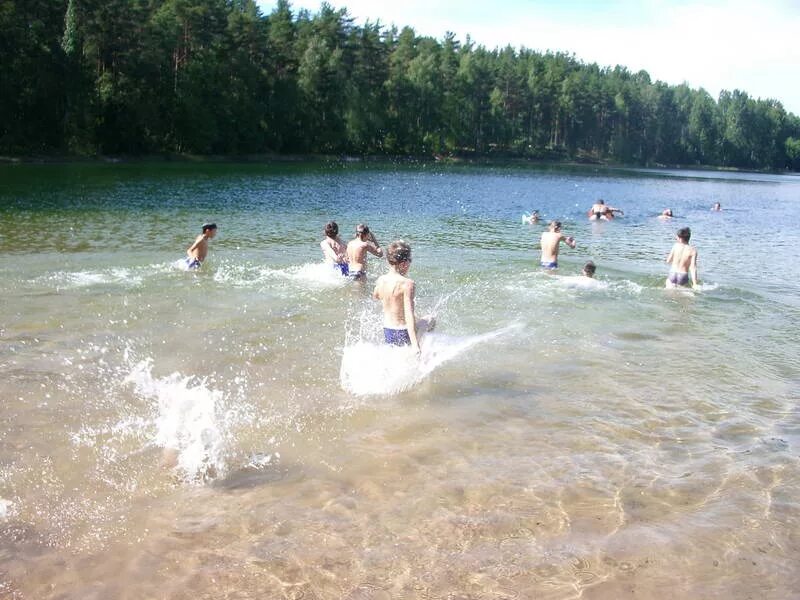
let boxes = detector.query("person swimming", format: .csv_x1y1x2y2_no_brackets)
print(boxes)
588,199,623,221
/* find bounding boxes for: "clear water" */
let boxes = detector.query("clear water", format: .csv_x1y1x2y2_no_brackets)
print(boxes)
1,162,799,598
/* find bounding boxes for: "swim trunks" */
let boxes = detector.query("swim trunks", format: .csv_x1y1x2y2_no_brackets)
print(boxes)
185,257,202,270
668,270,690,286
349,270,366,281
384,327,411,346
333,262,349,276
541,261,558,270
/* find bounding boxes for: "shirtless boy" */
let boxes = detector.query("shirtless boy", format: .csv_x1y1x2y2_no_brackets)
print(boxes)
372,241,434,355
665,227,698,288
588,199,623,220
346,224,383,281
185,223,217,269
320,221,349,276
540,221,576,270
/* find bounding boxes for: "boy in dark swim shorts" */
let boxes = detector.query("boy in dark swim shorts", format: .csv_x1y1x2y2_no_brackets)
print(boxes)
185,223,217,269
665,227,698,289
372,241,434,355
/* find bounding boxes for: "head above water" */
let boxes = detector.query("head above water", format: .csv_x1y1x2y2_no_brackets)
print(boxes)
583,261,596,277
662,208,673,217
712,202,722,211
387,240,412,266
324,221,339,238
549,220,562,231
677,227,691,242
202,223,217,234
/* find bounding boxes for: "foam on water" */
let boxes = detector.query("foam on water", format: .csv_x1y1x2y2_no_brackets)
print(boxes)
212,260,348,289
340,325,518,396
124,360,227,483
0,498,13,520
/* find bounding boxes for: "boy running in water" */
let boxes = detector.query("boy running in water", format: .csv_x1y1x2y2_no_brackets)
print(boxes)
320,221,349,276
346,223,383,281
665,227,698,288
373,240,434,355
540,221,576,270
185,223,217,269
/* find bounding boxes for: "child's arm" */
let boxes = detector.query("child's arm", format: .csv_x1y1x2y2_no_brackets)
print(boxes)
403,280,420,354
689,250,699,287
563,234,576,249
666,246,674,263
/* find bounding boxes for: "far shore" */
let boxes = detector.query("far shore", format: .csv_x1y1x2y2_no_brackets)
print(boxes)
0,152,797,176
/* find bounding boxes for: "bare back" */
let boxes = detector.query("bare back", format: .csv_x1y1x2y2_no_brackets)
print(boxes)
540,231,565,263
373,272,413,328
347,238,380,273
667,242,696,272
321,236,347,263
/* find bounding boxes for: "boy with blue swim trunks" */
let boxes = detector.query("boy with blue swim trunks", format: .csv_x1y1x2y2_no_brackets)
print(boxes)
373,241,434,355
539,221,576,270
320,221,349,275
665,227,698,289
185,223,217,269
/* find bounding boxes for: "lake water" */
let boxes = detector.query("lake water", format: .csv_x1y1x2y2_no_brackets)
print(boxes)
1,162,798,598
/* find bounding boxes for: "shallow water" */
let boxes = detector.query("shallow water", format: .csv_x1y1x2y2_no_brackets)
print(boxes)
1,162,799,598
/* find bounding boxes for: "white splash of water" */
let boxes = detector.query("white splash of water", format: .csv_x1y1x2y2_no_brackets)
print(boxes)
0,498,13,519
125,360,227,483
340,326,518,397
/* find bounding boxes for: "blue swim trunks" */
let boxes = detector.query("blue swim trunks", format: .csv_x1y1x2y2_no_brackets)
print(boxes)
349,270,366,281
384,327,411,346
185,257,202,270
541,261,558,270
668,270,690,286
333,262,349,276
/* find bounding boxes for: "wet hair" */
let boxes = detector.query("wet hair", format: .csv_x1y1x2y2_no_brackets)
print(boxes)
583,261,596,276
202,223,217,233
549,220,562,231
597,199,605,205
355,223,370,238
677,227,691,242
324,221,339,238
386,240,412,265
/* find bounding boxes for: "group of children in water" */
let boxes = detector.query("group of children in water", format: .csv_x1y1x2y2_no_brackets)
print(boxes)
184,200,708,354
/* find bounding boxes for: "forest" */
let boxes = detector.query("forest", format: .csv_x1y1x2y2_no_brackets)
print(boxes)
2,0,800,170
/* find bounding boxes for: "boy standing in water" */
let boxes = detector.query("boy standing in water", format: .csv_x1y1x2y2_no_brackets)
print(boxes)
373,241,435,355
665,227,698,288
346,223,383,281
540,221,576,270
320,221,349,276
185,223,217,269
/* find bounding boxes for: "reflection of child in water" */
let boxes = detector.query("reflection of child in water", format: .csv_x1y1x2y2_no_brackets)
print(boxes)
372,241,434,356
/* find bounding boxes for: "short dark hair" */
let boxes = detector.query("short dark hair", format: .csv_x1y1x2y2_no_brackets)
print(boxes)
202,223,217,232
583,261,596,275
677,227,691,242
355,223,370,238
386,240,411,265
324,221,338,238
549,220,562,230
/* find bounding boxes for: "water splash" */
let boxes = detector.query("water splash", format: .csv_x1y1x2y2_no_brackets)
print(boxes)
124,360,226,483
340,326,519,397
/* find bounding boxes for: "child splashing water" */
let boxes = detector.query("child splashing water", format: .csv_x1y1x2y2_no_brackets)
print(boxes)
372,240,435,356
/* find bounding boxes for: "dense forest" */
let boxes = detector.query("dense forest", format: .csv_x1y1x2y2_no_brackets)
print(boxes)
2,0,800,170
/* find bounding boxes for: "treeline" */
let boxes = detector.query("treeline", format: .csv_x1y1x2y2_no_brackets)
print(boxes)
3,0,800,170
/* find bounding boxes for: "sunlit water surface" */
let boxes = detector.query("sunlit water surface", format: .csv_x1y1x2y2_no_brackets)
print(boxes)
1,162,799,599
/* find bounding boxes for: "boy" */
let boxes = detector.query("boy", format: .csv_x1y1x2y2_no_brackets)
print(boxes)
373,241,434,355
320,221,349,276
346,223,383,281
665,227,698,288
582,261,596,278
185,223,217,269
540,221,576,270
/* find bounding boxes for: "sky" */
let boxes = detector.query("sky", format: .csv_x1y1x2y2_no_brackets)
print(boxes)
256,0,800,116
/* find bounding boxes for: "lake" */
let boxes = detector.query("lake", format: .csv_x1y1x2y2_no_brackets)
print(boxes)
1,161,798,598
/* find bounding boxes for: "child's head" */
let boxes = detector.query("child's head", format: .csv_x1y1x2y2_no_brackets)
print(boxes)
677,227,691,242
549,220,562,232
355,224,370,239
202,223,217,237
386,240,412,267
582,261,596,277
324,221,339,238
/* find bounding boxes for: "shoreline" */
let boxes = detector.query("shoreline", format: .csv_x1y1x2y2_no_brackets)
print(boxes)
1,152,797,176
